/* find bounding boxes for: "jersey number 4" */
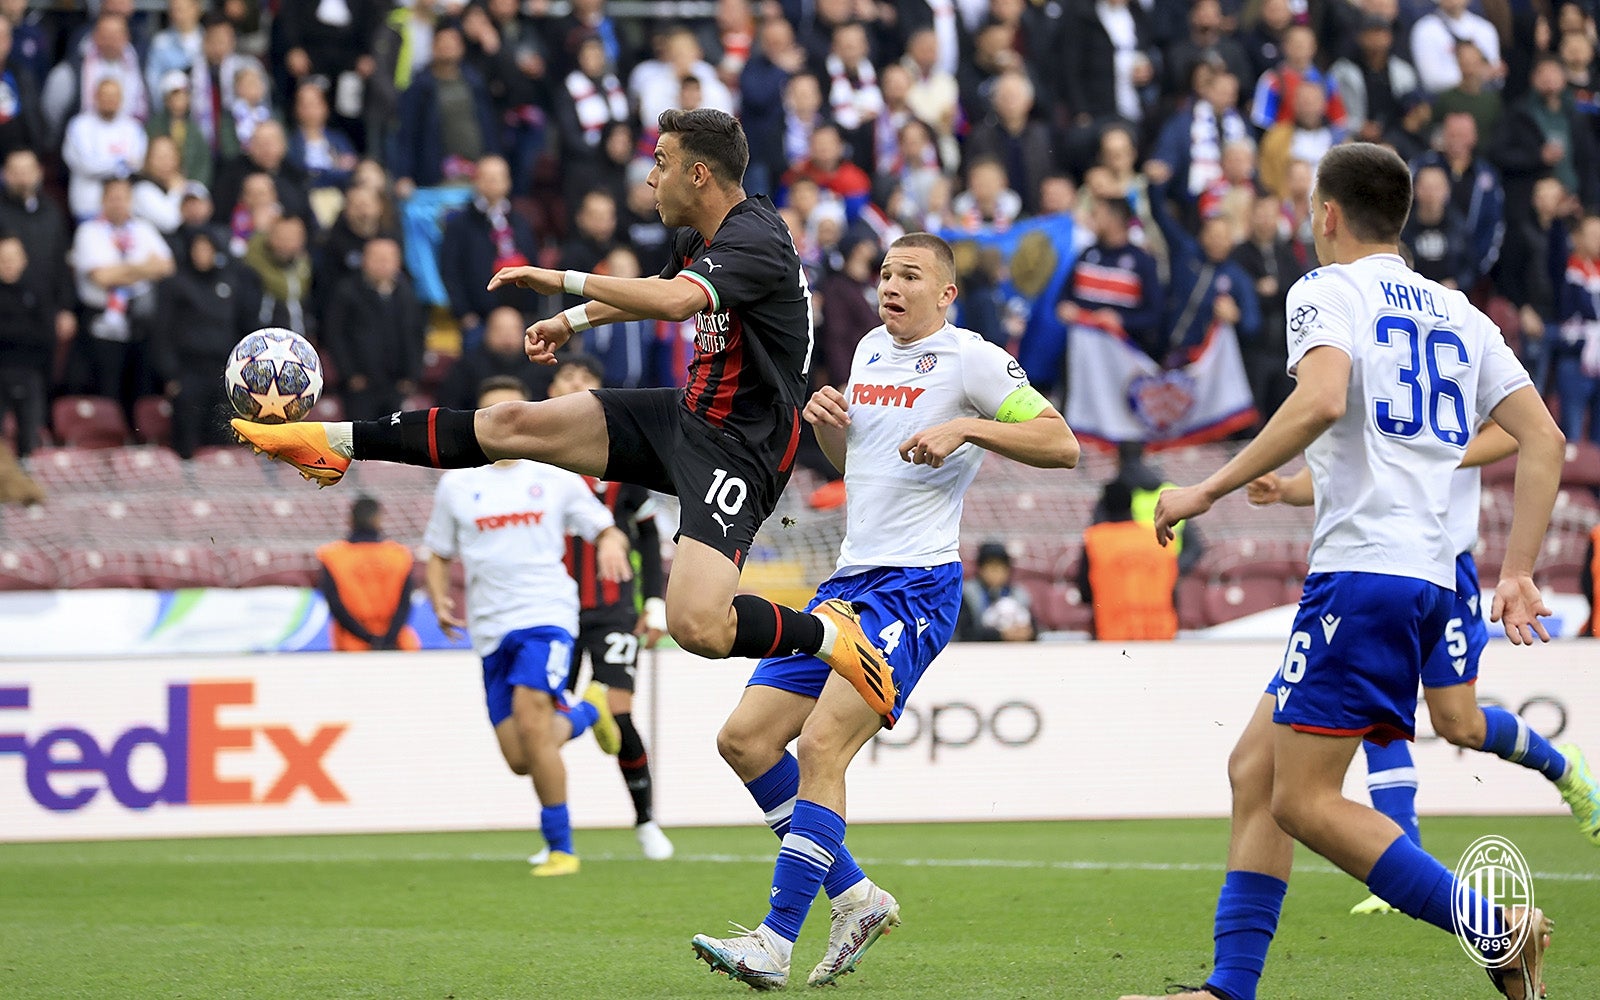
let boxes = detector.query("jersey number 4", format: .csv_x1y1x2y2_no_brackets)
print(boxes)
1372,316,1470,446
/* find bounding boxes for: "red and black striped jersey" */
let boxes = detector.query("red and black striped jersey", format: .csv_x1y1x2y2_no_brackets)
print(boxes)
661,196,814,443
563,477,665,614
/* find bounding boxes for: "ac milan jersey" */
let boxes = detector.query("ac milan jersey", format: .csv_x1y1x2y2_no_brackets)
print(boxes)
564,477,658,615
661,196,814,443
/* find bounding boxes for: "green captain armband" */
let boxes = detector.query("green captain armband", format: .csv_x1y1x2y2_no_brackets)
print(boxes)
994,385,1049,423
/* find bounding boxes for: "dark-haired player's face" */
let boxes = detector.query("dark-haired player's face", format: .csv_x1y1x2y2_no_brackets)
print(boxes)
648,133,696,227
878,246,955,340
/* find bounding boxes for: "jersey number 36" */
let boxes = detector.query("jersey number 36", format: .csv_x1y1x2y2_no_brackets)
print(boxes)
1372,316,1470,446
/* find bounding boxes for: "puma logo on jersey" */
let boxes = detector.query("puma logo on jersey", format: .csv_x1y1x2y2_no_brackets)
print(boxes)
712,512,734,536
702,257,722,271
474,510,545,531
851,383,926,408
1276,685,1291,711
1320,613,1341,644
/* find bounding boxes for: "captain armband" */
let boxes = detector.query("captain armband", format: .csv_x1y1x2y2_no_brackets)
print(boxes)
994,385,1049,423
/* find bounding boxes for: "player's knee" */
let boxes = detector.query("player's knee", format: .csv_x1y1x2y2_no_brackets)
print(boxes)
1432,710,1484,749
795,727,847,776
1268,785,1320,841
504,754,530,777
1227,739,1270,796
668,613,731,659
477,399,541,449
716,718,762,771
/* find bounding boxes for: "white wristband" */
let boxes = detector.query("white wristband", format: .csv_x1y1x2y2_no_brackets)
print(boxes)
561,304,593,333
563,269,588,296
643,597,667,633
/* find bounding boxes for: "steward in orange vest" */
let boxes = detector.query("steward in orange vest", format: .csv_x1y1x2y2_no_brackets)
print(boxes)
1079,479,1179,640
316,495,421,651
1584,524,1599,637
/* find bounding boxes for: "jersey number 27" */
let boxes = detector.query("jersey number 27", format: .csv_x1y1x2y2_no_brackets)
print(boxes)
1372,316,1470,446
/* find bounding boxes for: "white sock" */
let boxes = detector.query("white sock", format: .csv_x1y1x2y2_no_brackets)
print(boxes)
813,612,839,657
833,877,872,908
325,421,354,459
756,924,794,963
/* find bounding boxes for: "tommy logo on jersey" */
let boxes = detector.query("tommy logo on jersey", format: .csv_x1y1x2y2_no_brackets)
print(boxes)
474,510,545,532
852,384,926,408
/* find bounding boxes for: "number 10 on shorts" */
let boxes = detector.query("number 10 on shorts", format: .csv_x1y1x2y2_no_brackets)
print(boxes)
705,469,748,514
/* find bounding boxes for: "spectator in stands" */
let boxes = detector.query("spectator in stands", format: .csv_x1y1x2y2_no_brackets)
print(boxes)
965,70,1058,217
437,304,553,409
223,61,270,147
1561,29,1597,103
42,13,148,144
779,72,827,173
1495,54,1599,214
323,237,425,421
1240,0,1292,81
0,237,54,457
1163,0,1253,97
629,24,733,137
1250,23,1347,132
884,118,946,222
147,70,212,188
557,33,631,185
226,171,279,258
1056,195,1164,366
1329,14,1418,144
315,183,396,314
245,216,316,342
0,150,76,352
0,0,49,86
619,166,671,276
1150,181,1260,365
1401,164,1475,290
392,22,497,198
1384,88,1435,164
145,0,203,104
1079,479,1178,640
1411,0,1502,95
1502,175,1577,376
438,155,538,342
72,177,175,411
62,77,147,222
1197,138,1259,243
1061,0,1157,129
130,135,189,235
1555,214,1600,445
463,2,552,197
153,228,258,458
783,123,873,221
212,120,314,230
1259,80,1344,199
277,0,380,101
560,190,620,303
956,542,1037,642
1232,193,1304,419
1414,113,1504,287
166,182,215,259
950,157,1022,231
1149,61,1248,213
817,233,881,387
546,0,623,83
0,18,42,162
900,27,960,168
288,80,358,208
189,13,261,162
740,17,805,195
1432,41,1503,147
582,247,666,389
317,495,421,652
820,21,883,173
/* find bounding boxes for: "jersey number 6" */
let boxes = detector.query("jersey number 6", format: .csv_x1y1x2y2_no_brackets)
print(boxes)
1372,316,1470,446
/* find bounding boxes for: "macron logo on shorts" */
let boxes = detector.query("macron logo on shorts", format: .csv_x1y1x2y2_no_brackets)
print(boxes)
852,384,925,408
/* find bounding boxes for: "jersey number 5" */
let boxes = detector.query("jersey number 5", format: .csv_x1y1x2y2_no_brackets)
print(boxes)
1372,316,1470,446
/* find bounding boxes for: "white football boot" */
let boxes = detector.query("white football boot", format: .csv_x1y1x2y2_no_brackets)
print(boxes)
691,923,791,991
808,881,901,986
636,820,675,860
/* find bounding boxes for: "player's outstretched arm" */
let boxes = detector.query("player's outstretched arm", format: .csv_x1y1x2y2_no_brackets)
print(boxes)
424,553,466,640
1247,467,1314,507
1460,420,1518,468
490,265,707,322
1486,386,1565,645
803,385,850,472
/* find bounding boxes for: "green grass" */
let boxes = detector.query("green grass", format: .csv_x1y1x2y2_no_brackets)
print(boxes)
1,817,1594,999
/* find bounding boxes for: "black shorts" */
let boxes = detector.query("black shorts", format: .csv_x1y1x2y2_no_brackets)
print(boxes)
566,610,642,692
592,387,798,567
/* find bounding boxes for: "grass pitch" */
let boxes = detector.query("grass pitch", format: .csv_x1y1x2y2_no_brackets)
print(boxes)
2,817,1595,999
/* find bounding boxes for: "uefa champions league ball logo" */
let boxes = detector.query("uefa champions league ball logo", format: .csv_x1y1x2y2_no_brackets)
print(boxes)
1451,835,1534,969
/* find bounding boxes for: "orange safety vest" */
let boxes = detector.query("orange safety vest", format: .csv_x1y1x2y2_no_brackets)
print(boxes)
315,539,421,652
1589,524,1600,638
1083,520,1180,641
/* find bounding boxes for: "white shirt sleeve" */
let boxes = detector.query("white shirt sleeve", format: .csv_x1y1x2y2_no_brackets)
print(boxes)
1410,17,1462,93
134,220,172,262
1285,270,1357,377
422,478,460,559
960,337,1033,418
563,475,619,543
1474,325,1534,424
72,223,118,277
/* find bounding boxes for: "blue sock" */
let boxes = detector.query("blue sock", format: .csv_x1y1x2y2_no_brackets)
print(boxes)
561,698,598,741
1480,706,1569,782
1204,870,1287,1000
540,803,573,855
1365,835,1503,940
1363,739,1422,846
762,799,844,943
743,754,867,898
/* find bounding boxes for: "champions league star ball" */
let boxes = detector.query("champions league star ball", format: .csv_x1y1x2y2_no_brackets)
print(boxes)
223,327,324,423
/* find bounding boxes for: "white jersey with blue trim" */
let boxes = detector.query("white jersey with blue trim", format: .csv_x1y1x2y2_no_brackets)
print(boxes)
1447,467,1482,559
1284,253,1530,589
423,460,616,656
835,323,1030,575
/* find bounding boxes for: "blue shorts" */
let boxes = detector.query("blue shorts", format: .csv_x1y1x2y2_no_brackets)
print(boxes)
748,563,963,728
1419,552,1487,688
481,626,576,727
1266,571,1452,746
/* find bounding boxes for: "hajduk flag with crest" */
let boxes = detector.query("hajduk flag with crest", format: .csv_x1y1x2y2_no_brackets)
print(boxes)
1064,317,1257,447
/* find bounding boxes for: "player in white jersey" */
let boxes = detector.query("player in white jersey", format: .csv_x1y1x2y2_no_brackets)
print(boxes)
689,234,1079,990
1250,437,1600,916
422,377,631,878
1120,144,1566,1000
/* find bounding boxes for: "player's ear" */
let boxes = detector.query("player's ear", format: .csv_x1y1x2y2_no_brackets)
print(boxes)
938,281,958,310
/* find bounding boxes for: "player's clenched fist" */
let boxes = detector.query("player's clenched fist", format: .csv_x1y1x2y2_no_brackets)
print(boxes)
898,419,972,468
525,315,574,364
487,265,562,294
804,385,851,428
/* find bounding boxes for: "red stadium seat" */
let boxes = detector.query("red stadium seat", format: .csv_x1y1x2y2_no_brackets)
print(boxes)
1177,575,1209,630
108,446,184,491
1203,577,1292,624
188,446,270,489
307,394,345,422
1562,442,1600,489
223,546,322,588
58,548,145,589
0,547,59,590
131,396,173,447
25,447,111,494
141,546,224,589
1535,532,1593,594
51,396,129,449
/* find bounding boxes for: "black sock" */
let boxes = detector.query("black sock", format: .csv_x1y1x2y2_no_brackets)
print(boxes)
351,408,489,468
615,712,653,826
729,593,824,659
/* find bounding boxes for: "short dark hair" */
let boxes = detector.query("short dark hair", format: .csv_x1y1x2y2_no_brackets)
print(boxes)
351,495,381,532
657,108,749,186
554,353,605,384
1314,142,1412,243
1097,194,1135,227
889,232,956,284
477,375,529,402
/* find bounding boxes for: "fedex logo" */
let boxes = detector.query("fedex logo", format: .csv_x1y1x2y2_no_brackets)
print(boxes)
851,384,926,408
0,682,347,812
475,510,544,532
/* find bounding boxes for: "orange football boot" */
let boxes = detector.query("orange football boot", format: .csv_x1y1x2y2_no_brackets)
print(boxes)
231,419,350,487
813,598,896,716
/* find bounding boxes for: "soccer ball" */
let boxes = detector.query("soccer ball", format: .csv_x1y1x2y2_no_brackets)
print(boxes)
224,328,323,423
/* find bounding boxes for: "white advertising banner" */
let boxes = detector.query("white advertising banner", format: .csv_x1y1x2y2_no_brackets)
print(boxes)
1,643,1595,842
